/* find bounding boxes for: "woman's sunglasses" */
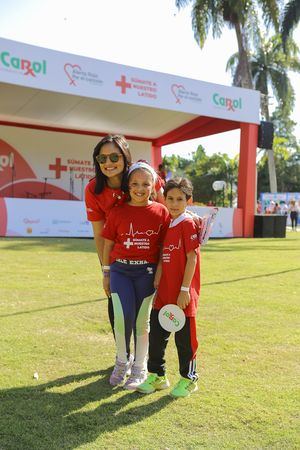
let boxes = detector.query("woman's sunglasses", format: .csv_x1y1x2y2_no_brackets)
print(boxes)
96,153,122,164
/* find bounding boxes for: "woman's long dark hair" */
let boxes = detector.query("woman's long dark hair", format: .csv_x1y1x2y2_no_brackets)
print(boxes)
92,135,132,194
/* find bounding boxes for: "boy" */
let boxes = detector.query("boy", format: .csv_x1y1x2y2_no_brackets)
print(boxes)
138,177,200,398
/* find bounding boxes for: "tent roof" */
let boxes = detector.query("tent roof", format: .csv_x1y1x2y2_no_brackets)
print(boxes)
0,37,260,144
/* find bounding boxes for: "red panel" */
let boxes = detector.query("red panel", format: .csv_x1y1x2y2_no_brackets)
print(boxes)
0,198,8,236
153,116,213,146
151,145,162,170
0,139,36,191
237,123,259,237
232,208,243,237
154,116,240,146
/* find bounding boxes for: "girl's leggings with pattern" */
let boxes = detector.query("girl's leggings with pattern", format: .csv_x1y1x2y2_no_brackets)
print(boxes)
110,261,156,368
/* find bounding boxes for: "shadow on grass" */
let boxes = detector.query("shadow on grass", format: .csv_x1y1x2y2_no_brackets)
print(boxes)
0,238,95,253
0,369,174,450
202,267,300,286
0,298,107,319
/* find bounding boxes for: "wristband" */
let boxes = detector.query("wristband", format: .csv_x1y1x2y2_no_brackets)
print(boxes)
102,265,110,271
180,286,189,292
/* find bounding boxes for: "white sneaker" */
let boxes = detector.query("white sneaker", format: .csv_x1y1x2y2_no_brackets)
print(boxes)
126,354,134,376
109,358,131,386
123,365,147,390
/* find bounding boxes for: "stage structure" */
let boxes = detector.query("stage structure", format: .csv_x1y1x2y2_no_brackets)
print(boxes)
0,37,260,237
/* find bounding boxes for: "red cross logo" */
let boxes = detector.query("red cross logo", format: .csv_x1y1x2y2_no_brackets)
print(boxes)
115,75,132,94
49,157,68,179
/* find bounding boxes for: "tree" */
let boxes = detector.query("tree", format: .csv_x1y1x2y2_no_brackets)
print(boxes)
175,1,281,196
281,0,300,50
257,136,300,193
227,34,300,191
175,0,280,88
163,146,239,206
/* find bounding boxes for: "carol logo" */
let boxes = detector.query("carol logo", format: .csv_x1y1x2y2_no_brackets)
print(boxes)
158,304,186,332
0,51,47,77
23,218,40,224
163,310,180,327
213,93,242,111
0,153,14,171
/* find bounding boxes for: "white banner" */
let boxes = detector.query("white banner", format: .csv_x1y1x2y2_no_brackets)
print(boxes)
0,198,243,238
1,198,92,237
188,206,243,238
0,37,260,124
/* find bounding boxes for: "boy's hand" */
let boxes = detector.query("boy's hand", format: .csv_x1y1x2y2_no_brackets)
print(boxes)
154,264,162,289
154,273,161,289
177,291,190,310
103,275,111,297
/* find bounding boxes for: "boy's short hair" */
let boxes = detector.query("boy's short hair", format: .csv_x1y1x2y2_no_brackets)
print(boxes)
164,177,193,200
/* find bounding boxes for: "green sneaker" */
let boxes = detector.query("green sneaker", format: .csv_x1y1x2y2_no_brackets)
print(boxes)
137,373,170,394
170,377,198,398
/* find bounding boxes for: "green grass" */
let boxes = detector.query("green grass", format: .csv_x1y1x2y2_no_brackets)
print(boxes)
0,233,299,450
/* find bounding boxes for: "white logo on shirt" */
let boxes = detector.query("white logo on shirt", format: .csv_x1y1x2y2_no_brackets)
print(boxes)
163,239,181,252
121,222,162,237
124,238,134,249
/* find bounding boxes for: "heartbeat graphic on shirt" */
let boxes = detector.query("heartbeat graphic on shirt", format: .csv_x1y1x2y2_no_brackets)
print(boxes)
121,222,162,237
163,239,182,252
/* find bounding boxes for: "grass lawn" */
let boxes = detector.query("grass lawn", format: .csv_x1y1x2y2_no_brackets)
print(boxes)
0,233,299,450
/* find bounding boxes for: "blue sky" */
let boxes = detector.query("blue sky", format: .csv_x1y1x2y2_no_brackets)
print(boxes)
0,0,299,159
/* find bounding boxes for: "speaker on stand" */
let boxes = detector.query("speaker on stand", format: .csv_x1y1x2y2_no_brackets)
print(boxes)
257,121,274,150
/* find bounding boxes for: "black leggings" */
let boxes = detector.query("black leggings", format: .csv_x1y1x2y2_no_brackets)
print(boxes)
147,309,198,381
290,211,298,229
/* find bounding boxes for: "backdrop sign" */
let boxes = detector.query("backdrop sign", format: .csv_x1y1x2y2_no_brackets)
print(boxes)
0,125,151,201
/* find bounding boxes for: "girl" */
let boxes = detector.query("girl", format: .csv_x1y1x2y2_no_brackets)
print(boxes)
85,135,165,355
138,177,200,398
101,163,169,389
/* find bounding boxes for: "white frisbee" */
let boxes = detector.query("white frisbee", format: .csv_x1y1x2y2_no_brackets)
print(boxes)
158,304,186,332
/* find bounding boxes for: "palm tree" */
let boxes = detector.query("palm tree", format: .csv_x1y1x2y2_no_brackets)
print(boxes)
175,0,280,88
281,0,300,50
227,34,300,191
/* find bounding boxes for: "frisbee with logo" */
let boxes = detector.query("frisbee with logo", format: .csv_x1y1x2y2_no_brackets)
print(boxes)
158,304,186,332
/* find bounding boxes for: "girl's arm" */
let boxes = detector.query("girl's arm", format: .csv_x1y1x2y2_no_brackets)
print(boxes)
177,249,197,310
102,238,115,297
91,220,105,265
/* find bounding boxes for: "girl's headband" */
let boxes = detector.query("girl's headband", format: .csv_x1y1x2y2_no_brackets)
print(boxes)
128,162,157,181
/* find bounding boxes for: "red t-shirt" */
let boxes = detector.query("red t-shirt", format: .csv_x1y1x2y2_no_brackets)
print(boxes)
155,213,200,317
85,178,127,222
102,202,170,264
